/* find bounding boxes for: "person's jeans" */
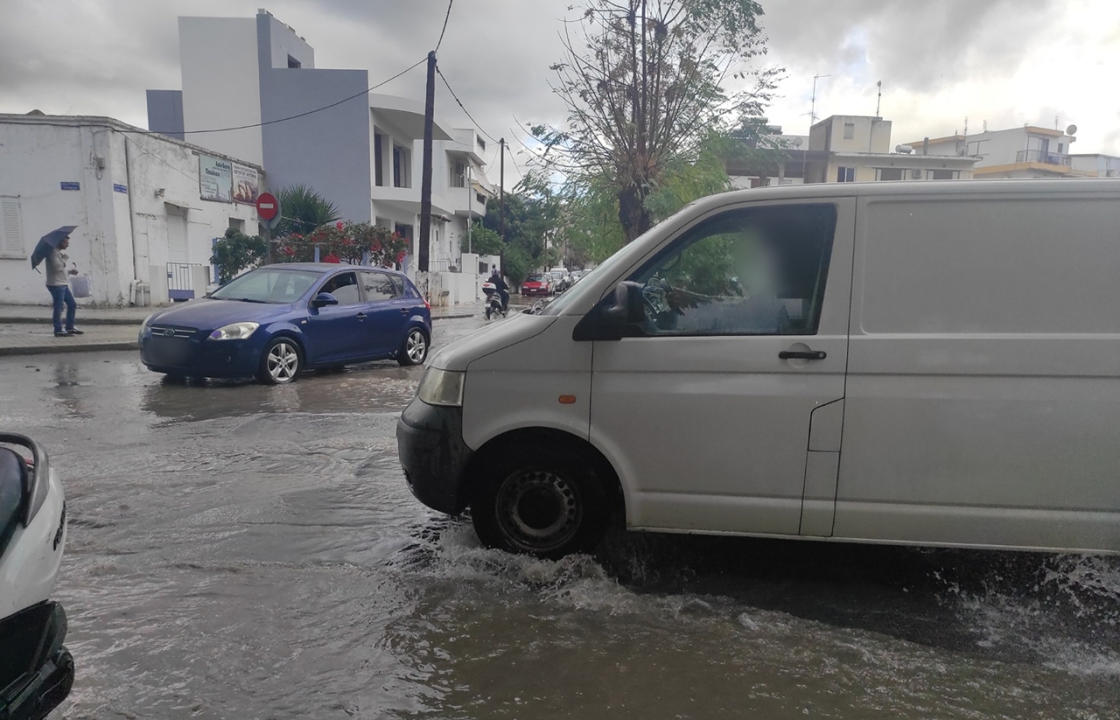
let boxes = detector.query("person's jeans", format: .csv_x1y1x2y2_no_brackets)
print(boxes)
47,285,76,333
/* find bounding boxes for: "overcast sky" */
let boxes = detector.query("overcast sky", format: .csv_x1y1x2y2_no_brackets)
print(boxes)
4,0,1119,185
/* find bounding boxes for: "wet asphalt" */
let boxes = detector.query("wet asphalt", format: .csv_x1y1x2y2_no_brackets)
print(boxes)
1,314,1117,719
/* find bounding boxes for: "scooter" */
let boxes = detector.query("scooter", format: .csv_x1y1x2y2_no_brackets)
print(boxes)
481,282,507,320
0,433,73,720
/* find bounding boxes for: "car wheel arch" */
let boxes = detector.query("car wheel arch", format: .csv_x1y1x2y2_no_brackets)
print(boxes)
461,427,625,520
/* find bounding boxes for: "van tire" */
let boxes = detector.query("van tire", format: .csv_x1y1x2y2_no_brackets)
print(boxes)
470,445,608,558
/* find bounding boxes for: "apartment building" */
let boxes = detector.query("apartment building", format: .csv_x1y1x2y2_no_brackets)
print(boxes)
903,125,1078,179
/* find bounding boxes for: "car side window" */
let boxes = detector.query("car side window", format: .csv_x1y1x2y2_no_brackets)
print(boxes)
360,271,399,302
320,272,361,306
630,204,836,336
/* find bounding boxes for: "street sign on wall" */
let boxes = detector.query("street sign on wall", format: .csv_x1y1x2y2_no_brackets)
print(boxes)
199,155,233,202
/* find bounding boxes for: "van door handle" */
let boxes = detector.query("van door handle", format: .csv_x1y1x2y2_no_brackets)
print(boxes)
779,350,827,360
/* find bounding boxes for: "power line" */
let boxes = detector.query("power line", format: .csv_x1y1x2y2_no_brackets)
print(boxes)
504,135,524,178
435,65,498,143
435,0,454,52
141,56,427,137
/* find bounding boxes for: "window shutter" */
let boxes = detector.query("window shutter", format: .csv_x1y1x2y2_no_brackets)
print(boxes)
0,196,24,257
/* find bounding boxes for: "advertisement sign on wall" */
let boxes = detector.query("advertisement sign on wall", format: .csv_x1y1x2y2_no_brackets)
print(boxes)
199,155,233,202
232,164,260,204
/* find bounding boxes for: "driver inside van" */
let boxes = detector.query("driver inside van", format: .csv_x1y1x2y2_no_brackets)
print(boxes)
640,224,790,335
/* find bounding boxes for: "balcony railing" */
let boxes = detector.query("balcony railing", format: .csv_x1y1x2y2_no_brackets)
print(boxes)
1015,150,1071,166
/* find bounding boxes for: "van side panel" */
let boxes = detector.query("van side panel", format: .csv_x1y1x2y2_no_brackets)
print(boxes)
838,193,1120,552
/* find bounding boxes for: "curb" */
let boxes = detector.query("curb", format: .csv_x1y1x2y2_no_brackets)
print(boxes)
0,316,143,326
0,341,138,357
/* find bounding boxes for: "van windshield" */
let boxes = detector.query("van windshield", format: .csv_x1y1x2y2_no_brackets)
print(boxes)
541,212,687,316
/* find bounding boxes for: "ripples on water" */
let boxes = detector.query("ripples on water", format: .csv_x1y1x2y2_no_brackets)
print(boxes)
2,353,1116,718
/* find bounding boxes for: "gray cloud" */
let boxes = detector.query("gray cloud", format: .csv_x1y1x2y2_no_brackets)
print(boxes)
1,0,1116,168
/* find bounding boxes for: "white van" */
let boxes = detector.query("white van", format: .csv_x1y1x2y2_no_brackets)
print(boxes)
397,180,1120,558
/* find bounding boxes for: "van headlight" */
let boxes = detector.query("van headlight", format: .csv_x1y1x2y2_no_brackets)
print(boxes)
417,368,464,407
208,321,260,341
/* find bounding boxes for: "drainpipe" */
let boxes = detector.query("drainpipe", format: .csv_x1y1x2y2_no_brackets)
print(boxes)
123,135,140,301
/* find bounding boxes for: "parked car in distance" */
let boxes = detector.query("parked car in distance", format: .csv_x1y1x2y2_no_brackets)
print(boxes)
548,267,572,293
398,179,1120,558
521,273,552,297
140,263,432,384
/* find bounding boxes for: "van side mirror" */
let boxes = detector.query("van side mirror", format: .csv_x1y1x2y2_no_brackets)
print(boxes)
311,292,339,308
573,281,645,341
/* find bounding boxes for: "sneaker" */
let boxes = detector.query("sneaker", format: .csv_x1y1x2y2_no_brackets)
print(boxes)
54,331,72,337
66,328,84,335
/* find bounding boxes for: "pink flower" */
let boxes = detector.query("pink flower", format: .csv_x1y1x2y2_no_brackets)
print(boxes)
335,221,345,231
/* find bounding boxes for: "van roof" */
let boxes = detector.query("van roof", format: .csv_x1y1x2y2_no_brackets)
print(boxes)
698,178,1120,213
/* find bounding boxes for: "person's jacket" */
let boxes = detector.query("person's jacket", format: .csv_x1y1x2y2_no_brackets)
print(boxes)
45,249,68,287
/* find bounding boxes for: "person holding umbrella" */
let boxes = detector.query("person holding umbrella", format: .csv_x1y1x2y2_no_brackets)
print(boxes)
31,226,83,337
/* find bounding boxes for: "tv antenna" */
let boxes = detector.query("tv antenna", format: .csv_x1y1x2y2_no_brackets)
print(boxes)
875,81,882,117
809,74,831,125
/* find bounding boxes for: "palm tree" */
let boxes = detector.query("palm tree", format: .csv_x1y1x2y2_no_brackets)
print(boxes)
273,185,341,236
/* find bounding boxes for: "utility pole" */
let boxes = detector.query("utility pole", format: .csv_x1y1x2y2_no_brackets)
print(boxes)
418,50,436,274
498,138,505,241
498,137,505,272
875,80,882,117
466,164,472,254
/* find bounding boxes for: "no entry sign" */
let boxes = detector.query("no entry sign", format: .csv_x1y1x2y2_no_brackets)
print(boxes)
256,192,279,221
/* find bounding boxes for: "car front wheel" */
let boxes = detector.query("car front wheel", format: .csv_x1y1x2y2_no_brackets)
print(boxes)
258,337,302,384
470,446,608,558
398,327,429,366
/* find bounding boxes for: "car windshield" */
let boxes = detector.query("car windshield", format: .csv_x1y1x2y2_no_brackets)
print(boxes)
211,268,321,303
527,275,545,282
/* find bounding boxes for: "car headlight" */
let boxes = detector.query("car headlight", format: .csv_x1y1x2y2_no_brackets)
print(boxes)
208,321,260,341
417,368,464,407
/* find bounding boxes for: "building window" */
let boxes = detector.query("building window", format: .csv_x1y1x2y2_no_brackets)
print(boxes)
876,168,903,181
393,146,411,188
927,169,958,180
843,122,855,140
287,55,301,69
1057,142,1065,154
836,167,855,182
374,132,384,187
0,196,23,258
476,192,487,205
477,137,486,152
228,217,245,232
910,169,923,180
450,160,466,188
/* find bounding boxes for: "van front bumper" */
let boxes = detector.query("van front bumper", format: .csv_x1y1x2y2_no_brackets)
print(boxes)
0,601,74,720
396,397,472,515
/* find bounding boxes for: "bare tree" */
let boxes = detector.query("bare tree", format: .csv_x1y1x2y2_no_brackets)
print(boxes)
536,0,779,242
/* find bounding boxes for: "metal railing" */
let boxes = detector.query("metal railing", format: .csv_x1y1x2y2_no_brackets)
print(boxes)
167,262,203,301
1015,150,1071,166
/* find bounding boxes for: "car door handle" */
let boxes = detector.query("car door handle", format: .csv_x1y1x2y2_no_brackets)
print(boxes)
356,312,367,320
399,308,409,315
779,350,827,360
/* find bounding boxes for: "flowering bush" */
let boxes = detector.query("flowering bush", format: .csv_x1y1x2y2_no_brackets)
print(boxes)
272,222,409,268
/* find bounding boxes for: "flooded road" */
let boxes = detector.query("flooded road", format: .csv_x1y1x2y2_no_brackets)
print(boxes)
1,316,1117,719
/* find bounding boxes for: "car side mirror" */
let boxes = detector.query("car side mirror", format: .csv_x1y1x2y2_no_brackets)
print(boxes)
311,292,339,308
573,281,645,341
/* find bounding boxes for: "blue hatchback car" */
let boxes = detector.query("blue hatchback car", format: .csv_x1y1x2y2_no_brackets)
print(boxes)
140,263,432,384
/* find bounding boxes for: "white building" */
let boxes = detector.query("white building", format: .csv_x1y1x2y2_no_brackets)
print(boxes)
727,115,977,187
1069,153,1120,178
146,9,495,305
0,113,261,306
902,125,1079,179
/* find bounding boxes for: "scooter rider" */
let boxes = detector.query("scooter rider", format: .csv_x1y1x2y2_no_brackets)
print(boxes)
488,269,509,312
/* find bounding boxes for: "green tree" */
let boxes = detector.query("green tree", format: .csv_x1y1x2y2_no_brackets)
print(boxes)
536,0,779,243
460,222,504,255
210,228,268,284
273,185,341,237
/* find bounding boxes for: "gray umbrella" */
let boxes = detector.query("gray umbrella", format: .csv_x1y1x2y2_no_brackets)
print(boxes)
30,226,76,271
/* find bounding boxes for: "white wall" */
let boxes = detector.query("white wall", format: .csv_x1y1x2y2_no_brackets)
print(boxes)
0,119,259,306
264,13,314,69
179,17,263,165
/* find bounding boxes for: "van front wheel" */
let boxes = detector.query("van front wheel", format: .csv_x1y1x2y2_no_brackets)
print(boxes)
470,447,608,558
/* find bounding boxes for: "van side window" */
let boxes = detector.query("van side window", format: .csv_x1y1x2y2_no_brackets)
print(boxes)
630,204,836,336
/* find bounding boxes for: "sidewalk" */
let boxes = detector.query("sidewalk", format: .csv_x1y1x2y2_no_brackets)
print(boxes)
0,300,500,357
